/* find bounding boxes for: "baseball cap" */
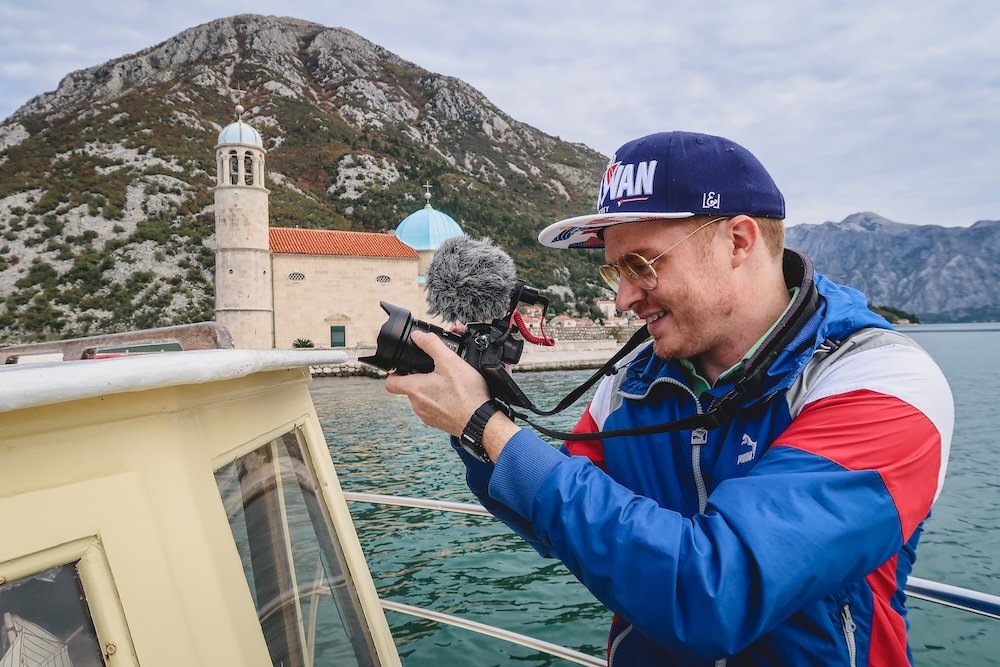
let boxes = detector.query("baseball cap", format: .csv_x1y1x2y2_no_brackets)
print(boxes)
538,131,785,249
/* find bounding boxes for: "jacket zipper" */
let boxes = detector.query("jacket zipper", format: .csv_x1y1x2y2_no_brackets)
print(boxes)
691,429,709,513
841,603,857,667
619,377,708,511
619,378,723,663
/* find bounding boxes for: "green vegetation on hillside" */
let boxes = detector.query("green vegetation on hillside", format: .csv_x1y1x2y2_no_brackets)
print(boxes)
871,305,920,324
0,86,223,342
0,65,607,344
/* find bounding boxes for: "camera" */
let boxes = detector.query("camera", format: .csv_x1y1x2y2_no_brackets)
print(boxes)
359,281,546,409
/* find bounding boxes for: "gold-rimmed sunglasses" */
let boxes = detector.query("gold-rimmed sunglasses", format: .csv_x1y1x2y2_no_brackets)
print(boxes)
598,217,727,291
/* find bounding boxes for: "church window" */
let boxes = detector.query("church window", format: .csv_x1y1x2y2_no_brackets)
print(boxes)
330,326,346,348
243,152,254,186
229,151,238,185
288,272,305,281
376,275,391,284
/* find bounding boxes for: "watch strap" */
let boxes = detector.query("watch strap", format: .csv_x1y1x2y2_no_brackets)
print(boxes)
459,400,504,463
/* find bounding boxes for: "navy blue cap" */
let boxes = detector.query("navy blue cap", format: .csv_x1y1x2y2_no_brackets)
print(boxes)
538,131,785,249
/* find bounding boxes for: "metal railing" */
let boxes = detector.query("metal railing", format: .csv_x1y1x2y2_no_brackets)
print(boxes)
344,491,1000,621
905,577,1000,620
380,599,603,667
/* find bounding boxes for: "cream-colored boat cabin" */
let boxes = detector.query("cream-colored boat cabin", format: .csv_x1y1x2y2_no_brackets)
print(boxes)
0,345,400,666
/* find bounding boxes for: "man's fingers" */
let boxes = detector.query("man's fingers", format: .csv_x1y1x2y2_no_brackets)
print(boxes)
411,329,455,362
384,371,408,394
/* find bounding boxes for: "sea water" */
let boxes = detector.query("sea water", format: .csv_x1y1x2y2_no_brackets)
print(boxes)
310,323,1000,665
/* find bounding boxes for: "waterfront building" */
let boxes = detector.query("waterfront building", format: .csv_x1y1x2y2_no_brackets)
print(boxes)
214,107,463,349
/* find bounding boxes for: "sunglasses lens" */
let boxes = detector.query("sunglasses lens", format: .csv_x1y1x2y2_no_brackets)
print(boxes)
600,255,660,290
619,254,657,290
599,265,621,290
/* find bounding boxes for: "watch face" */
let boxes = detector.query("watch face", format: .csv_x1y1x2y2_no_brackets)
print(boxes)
460,439,491,463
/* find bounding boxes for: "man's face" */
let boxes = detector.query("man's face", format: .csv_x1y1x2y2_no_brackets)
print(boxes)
603,218,736,361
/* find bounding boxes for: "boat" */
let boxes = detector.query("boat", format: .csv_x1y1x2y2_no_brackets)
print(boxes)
1,325,996,666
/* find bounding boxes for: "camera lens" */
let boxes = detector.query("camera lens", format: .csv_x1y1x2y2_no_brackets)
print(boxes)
359,302,434,373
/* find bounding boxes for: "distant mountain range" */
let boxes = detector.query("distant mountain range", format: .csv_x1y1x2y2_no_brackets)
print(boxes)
0,15,995,342
786,213,1000,322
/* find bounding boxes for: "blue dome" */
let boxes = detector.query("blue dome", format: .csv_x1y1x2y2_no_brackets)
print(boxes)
217,121,263,148
395,205,464,251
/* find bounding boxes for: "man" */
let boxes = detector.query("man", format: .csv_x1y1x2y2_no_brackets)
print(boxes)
385,131,953,666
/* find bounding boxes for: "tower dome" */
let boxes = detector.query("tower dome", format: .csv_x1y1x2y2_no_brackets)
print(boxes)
395,206,465,250
217,104,263,147
395,185,464,251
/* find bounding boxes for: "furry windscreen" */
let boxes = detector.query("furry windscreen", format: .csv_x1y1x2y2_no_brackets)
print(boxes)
425,236,517,324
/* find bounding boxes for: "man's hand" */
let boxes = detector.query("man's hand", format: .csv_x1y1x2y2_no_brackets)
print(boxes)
384,330,520,461
384,330,492,437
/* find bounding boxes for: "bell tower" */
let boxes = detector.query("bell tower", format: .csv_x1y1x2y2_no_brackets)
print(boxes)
214,105,274,348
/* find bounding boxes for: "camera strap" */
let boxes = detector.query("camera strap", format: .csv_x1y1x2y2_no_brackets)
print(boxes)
506,250,820,442
516,323,654,417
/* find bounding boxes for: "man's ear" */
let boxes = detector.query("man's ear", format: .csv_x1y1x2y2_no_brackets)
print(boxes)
728,215,759,267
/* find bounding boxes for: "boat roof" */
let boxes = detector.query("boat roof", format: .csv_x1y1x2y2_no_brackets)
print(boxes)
0,348,348,414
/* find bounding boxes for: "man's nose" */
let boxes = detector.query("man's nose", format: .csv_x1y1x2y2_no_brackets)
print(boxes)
614,277,644,314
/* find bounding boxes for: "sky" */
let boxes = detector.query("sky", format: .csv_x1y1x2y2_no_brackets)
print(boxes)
1,0,998,228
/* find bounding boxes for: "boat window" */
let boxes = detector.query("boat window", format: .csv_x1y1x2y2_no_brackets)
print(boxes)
0,563,105,666
215,429,377,667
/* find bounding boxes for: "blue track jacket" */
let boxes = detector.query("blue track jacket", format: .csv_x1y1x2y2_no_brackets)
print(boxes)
454,272,953,666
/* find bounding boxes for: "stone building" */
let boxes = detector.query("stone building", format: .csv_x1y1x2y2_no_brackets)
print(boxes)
214,107,463,349
269,227,423,349
213,105,272,348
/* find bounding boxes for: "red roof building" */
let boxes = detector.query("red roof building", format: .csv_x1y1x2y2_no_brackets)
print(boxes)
269,227,419,259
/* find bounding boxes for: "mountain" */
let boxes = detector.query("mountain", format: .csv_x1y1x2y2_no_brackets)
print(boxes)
786,213,1000,322
0,14,606,342
0,16,996,344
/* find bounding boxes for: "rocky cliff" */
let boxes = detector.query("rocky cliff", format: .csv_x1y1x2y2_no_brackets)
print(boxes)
786,212,1000,322
0,14,606,342
0,15,995,343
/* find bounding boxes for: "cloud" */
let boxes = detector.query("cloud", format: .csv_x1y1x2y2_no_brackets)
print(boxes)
1,0,998,227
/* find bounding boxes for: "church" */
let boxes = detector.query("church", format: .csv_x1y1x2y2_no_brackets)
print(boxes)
213,106,464,349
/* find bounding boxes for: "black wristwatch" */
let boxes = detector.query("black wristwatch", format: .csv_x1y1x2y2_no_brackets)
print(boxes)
459,400,505,463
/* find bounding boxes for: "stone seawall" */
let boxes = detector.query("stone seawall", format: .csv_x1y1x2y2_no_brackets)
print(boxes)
311,361,387,378
311,338,629,378
546,325,644,343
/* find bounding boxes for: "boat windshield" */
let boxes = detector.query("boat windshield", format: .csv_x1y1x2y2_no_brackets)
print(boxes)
215,429,378,667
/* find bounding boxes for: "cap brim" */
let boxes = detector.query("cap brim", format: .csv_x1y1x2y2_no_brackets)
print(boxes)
537,212,694,249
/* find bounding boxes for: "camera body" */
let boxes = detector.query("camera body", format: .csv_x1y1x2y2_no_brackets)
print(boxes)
359,281,545,408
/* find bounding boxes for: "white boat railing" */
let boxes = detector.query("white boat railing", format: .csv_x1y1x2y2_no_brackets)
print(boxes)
343,491,1000,622
905,577,1000,620
380,600,604,667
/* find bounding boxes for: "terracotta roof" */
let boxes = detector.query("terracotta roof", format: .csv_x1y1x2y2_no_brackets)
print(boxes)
269,227,419,259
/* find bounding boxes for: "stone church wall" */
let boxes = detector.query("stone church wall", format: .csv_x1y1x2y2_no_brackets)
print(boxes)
272,253,423,348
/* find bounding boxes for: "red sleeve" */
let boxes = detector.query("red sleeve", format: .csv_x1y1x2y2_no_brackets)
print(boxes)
563,402,605,470
775,389,942,540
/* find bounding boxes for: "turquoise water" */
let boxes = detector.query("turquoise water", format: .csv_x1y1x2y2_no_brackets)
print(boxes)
311,323,1000,665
